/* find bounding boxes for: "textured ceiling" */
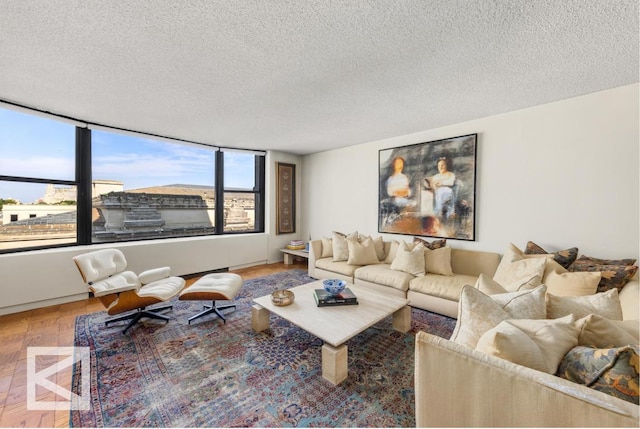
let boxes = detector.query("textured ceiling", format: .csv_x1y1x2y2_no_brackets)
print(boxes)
0,1,638,155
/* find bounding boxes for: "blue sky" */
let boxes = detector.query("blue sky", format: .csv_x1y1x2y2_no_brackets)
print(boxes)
0,107,255,203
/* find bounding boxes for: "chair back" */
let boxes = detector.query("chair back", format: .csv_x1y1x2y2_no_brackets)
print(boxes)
73,248,128,283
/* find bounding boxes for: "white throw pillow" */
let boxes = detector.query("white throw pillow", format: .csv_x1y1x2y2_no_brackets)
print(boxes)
544,270,601,296
575,313,639,347
347,237,380,265
493,243,549,292
424,246,453,276
475,273,540,295
475,315,579,374
450,284,547,349
546,288,623,320
390,242,426,276
320,237,333,258
332,231,357,262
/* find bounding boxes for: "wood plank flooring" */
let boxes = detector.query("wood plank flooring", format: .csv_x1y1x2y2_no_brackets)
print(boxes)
0,261,306,428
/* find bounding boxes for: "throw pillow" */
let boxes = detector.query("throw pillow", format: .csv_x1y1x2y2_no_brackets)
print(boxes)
450,285,547,349
320,237,333,258
524,241,579,269
413,237,447,250
475,315,578,374
331,231,357,262
474,273,540,295
576,314,639,348
544,270,601,296
390,242,426,276
568,261,638,293
493,243,549,292
546,288,623,320
384,240,400,264
556,345,640,405
347,237,380,265
424,246,454,276
573,255,637,266
357,234,385,261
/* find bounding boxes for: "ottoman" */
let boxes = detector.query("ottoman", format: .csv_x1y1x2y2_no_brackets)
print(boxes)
179,272,243,324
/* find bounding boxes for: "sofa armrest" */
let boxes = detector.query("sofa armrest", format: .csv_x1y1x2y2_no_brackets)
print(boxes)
308,240,322,279
415,331,639,427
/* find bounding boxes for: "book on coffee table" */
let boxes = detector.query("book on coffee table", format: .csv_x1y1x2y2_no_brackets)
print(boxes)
313,287,358,307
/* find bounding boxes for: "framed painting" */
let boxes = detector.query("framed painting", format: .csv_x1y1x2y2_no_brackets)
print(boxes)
378,133,477,241
276,162,295,235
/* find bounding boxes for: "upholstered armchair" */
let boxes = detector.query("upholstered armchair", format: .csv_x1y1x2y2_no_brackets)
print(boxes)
73,248,185,333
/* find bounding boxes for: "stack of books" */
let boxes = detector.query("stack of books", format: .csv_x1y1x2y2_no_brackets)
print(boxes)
313,288,358,307
286,240,306,250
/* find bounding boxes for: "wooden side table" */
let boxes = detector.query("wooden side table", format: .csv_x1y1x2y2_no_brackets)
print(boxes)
279,248,309,265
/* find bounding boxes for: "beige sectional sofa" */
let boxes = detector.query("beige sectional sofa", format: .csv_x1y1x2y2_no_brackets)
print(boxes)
308,238,501,317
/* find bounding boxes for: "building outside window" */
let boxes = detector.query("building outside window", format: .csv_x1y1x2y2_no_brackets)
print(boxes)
0,105,265,253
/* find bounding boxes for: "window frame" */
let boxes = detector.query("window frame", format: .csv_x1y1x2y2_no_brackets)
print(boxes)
0,118,266,254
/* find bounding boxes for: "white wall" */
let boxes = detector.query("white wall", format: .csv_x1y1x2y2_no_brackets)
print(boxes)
301,84,639,260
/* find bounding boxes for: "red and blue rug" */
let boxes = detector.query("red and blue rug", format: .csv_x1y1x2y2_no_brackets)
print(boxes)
71,269,455,427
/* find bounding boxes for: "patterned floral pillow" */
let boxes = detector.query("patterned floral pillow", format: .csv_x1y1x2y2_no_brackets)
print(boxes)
524,241,578,269
556,345,639,405
573,255,637,266
568,262,639,293
413,237,446,250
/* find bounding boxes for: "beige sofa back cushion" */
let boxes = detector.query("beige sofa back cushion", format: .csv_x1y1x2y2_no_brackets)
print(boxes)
450,248,501,277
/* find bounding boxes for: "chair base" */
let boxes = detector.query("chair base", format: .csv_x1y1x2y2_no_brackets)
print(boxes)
105,305,173,334
188,301,237,324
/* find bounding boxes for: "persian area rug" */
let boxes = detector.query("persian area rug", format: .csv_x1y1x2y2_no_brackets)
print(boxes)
71,269,456,428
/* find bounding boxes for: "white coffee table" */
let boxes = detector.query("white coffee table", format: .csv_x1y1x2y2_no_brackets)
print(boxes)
251,280,411,385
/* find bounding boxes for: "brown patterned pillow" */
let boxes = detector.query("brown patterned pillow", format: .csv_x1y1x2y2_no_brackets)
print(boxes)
573,255,637,266
413,237,446,250
568,262,639,293
524,241,578,269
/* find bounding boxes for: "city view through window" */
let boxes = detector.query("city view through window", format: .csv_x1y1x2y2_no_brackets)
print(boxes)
0,107,262,252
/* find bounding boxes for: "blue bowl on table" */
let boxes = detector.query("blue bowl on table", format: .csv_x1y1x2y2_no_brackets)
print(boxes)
323,279,346,295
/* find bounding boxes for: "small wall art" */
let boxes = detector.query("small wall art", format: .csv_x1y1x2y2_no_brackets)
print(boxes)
276,162,296,234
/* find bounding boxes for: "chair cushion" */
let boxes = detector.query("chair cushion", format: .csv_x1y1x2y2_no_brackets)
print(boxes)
179,273,242,301
90,271,141,297
139,276,185,301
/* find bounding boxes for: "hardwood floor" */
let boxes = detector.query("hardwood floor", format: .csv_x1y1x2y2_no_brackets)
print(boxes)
0,261,306,428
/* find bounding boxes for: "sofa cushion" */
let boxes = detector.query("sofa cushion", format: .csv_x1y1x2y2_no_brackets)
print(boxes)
544,270,601,296
546,288,623,320
410,273,479,301
354,264,413,292
347,237,380,265
556,345,639,405
390,242,426,276
424,246,454,276
493,243,549,292
475,273,540,295
524,241,579,269
475,315,579,374
450,284,547,349
315,257,360,277
576,314,639,348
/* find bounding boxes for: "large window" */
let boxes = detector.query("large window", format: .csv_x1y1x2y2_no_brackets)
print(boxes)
0,105,265,253
0,108,77,251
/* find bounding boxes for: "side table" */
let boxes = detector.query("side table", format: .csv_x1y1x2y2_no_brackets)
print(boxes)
279,248,309,265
